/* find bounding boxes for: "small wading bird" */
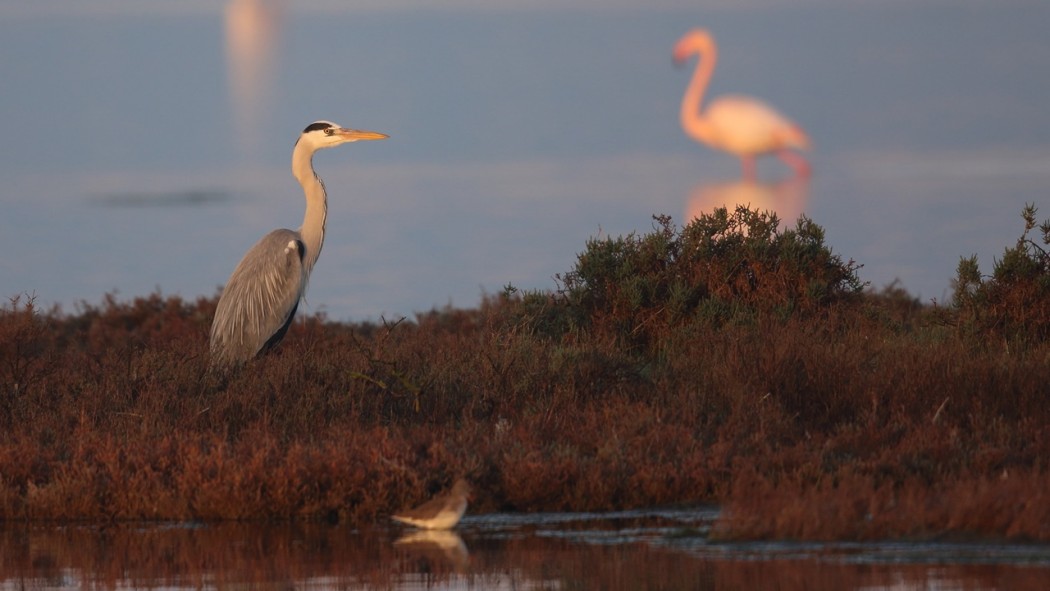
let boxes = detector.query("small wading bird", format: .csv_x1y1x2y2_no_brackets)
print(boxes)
392,479,472,530
673,29,811,179
209,121,388,367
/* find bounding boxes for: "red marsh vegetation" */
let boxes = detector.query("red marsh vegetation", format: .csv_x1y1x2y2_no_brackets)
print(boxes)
1,205,1048,541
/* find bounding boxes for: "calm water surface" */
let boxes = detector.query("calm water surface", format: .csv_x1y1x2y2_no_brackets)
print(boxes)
2,0,1049,319
2,509,1049,590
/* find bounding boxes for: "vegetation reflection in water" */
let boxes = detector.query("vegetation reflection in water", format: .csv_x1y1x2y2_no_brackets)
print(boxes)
2,509,1050,590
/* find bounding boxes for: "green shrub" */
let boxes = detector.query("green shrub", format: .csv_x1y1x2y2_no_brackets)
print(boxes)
525,207,864,349
952,204,1050,345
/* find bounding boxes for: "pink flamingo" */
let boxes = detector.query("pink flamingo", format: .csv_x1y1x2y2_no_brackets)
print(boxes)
673,29,811,179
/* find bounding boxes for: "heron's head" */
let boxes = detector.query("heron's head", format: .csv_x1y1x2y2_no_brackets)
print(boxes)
296,120,388,151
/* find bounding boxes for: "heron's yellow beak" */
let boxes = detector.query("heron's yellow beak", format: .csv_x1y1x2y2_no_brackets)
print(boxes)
336,128,389,141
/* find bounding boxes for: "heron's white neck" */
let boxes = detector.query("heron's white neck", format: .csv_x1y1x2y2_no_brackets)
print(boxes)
292,142,327,277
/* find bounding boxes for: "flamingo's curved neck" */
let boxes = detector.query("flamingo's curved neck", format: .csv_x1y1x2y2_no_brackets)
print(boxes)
680,40,719,145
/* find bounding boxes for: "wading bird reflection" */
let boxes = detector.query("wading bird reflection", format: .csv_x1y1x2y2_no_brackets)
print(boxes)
685,176,810,231
674,29,811,179
394,530,470,572
209,121,388,367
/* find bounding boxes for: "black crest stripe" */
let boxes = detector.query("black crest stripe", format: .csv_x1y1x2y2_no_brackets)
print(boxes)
303,121,334,133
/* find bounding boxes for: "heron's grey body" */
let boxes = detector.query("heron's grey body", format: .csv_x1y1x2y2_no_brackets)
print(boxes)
209,121,387,368
209,228,307,365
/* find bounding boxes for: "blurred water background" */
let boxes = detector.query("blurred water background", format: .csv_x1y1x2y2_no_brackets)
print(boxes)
1,0,1048,320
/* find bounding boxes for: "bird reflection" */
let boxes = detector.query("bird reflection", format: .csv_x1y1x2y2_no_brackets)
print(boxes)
674,29,811,179
394,529,470,572
225,0,283,165
684,175,810,229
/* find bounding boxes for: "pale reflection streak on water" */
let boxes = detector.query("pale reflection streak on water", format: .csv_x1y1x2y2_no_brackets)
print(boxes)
2,509,1049,590
225,0,282,165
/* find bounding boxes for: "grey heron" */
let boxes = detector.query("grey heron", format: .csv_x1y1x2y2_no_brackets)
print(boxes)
209,120,388,367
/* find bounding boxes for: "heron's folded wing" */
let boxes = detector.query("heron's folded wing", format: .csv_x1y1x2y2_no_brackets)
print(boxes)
210,229,305,364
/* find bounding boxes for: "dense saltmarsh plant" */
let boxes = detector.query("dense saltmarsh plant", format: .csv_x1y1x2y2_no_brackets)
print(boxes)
514,207,864,349
952,203,1050,345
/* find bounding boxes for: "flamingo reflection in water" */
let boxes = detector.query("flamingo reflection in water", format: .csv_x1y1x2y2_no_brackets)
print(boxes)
684,175,810,231
674,28,811,179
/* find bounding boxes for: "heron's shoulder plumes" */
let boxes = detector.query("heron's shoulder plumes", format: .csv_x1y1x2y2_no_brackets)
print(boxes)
209,229,307,368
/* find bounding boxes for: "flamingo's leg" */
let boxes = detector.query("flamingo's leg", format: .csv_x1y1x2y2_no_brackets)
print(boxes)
740,156,758,179
777,150,811,178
